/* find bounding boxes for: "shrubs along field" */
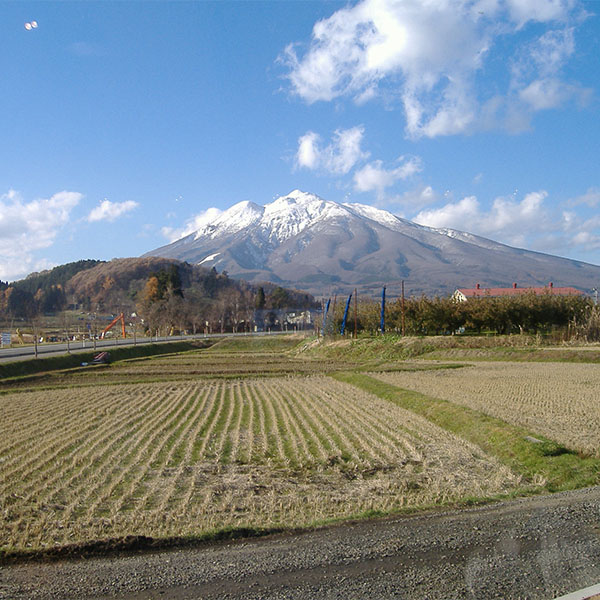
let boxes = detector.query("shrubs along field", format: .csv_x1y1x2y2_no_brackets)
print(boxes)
0,376,518,553
375,362,600,456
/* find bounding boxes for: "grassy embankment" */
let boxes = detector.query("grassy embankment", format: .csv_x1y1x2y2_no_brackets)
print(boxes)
304,332,600,363
0,341,210,378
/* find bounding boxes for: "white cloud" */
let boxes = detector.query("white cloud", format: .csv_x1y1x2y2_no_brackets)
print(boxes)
282,0,587,138
0,257,57,284
0,189,82,281
296,132,321,170
415,191,551,246
416,195,482,230
559,210,600,252
353,156,423,197
87,199,139,222
567,187,600,207
571,230,600,250
389,185,438,209
413,189,600,259
518,77,573,110
528,28,575,75
295,126,368,174
506,0,574,29
510,27,589,112
161,207,223,242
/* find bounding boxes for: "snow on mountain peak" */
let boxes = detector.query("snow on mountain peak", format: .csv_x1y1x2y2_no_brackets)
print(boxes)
260,190,349,243
194,200,263,240
343,202,404,229
188,190,419,245
283,189,315,201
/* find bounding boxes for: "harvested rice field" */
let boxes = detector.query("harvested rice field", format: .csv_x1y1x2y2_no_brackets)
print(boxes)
110,351,356,377
0,375,518,553
0,350,360,392
375,361,600,456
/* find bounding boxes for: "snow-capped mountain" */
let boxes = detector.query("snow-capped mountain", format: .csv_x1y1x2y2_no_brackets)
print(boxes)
145,190,600,296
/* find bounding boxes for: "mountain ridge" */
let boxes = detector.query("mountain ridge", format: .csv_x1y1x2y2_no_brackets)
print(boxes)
146,191,600,297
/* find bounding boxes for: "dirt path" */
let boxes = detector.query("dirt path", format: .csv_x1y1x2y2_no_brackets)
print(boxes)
3,487,600,599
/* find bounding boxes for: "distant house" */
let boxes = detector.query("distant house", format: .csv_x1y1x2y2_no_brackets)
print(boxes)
252,308,319,331
452,282,583,302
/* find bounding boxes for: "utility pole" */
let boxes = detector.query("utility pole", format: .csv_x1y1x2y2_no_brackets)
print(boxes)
340,293,352,335
401,280,406,336
330,294,337,335
354,287,358,338
380,286,386,334
33,322,38,359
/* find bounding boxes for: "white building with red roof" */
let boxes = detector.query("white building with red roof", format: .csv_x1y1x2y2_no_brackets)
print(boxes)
452,282,583,302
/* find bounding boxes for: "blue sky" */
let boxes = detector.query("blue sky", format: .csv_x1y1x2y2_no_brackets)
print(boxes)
1,0,599,281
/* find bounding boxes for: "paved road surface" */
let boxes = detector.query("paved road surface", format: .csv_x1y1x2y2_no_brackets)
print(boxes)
3,487,600,599
0,331,290,363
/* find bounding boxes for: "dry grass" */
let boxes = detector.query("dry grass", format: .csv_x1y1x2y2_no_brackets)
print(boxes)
0,376,517,552
374,361,600,456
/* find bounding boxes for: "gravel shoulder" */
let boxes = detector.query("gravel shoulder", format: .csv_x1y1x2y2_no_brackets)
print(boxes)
3,486,600,600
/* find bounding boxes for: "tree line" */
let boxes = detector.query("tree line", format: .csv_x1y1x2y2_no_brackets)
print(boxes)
0,258,318,336
136,265,315,335
2,257,596,340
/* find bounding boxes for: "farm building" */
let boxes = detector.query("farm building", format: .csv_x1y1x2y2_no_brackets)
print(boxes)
452,282,583,302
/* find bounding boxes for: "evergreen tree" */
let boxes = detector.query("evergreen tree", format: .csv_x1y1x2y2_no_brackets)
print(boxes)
255,287,266,310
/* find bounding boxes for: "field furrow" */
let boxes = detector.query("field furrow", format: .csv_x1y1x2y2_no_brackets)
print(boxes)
79,385,193,519
120,388,209,514
236,381,254,464
214,384,237,464
266,383,305,467
228,384,246,464
0,387,137,481
193,382,229,462
0,387,156,502
98,385,200,516
267,383,316,466
1,372,519,552
295,385,363,463
277,384,333,462
248,381,268,462
23,390,162,509
258,384,288,464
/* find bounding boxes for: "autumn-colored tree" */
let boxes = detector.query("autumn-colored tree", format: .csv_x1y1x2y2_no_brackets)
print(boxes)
143,276,160,303
102,276,116,291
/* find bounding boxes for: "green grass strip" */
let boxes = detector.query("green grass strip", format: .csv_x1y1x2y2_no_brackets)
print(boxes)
332,372,600,493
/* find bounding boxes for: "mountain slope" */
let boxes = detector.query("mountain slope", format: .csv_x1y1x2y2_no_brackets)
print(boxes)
146,190,600,296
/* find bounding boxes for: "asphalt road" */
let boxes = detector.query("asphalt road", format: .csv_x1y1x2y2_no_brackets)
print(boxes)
0,331,290,363
3,487,600,600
